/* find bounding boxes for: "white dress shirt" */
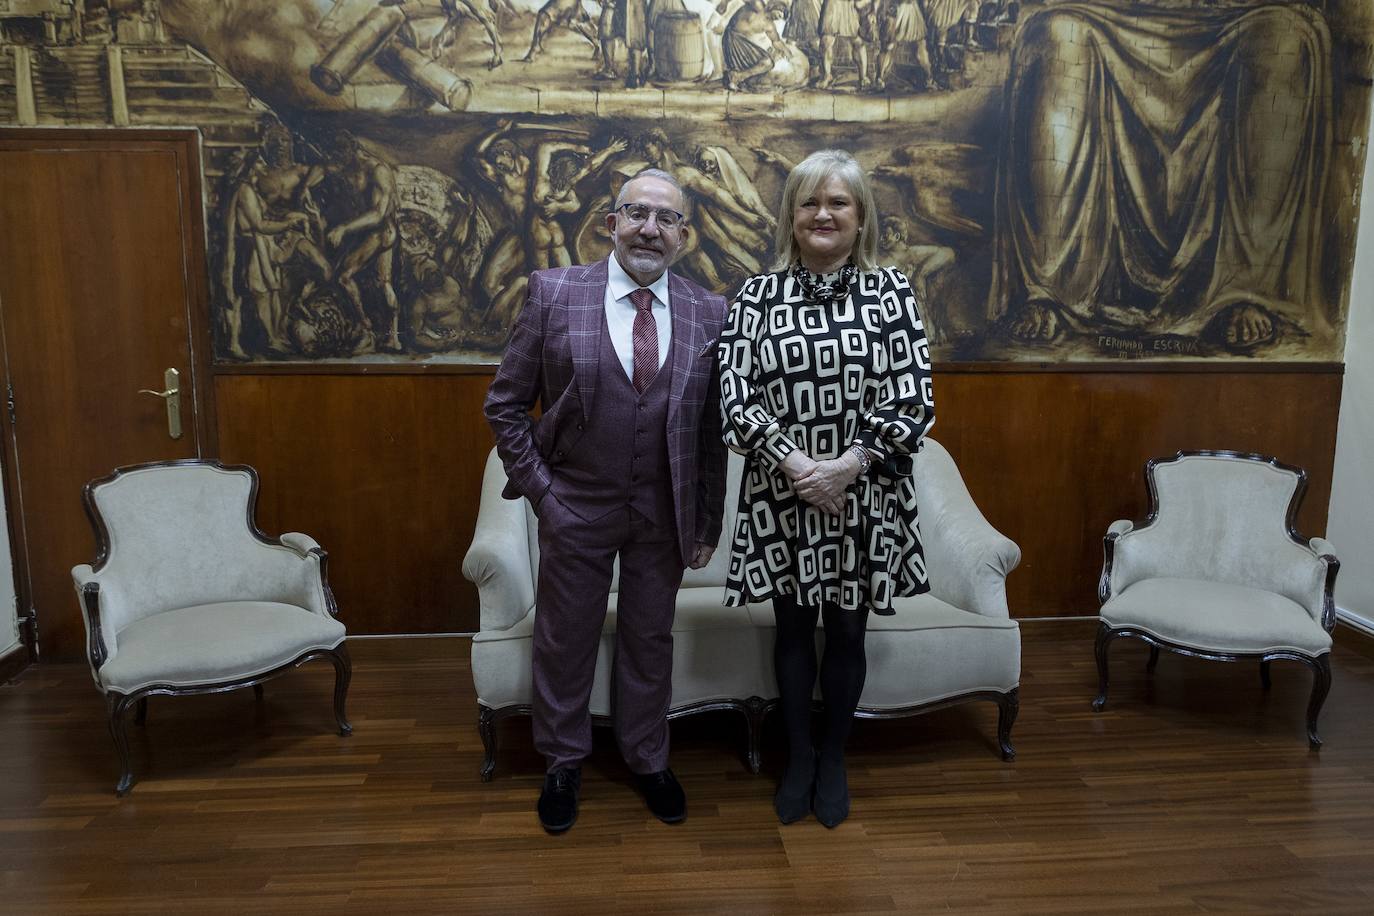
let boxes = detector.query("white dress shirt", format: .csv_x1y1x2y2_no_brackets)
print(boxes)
605,254,672,383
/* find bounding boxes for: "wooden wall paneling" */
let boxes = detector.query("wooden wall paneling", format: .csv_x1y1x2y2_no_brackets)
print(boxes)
212,366,1341,634
933,369,1343,618
214,373,496,634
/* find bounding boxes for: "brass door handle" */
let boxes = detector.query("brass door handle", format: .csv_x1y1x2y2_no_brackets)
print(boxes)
138,368,182,440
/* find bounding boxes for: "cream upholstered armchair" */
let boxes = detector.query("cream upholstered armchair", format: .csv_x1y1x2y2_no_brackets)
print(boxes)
1094,451,1340,747
71,461,352,796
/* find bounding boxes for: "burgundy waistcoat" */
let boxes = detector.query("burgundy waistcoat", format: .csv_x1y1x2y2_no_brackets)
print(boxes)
549,312,677,528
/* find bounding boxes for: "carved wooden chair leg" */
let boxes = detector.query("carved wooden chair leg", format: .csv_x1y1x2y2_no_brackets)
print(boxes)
1146,646,1160,673
329,645,353,736
254,683,265,701
1306,654,1332,749
108,694,136,797
134,697,148,726
744,696,768,774
1092,622,1115,711
996,688,1019,762
1260,660,1272,691
478,705,498,782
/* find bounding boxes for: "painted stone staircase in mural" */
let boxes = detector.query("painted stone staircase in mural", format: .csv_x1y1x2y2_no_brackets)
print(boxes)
1,41,268,180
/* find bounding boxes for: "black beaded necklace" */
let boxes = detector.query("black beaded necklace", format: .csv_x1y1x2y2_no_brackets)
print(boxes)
791,260,856,306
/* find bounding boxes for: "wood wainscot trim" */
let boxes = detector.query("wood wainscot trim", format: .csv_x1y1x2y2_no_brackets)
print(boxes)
212,360,1345,377
1336,618,1374,661
934,361,1345,375
0,641,32,684
212,362,499,376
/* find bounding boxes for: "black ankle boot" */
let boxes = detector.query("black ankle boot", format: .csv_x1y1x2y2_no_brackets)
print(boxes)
813,755,849,828
773,750,816,824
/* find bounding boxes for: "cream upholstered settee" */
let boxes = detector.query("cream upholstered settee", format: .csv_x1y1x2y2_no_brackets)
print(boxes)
464,438,1022,779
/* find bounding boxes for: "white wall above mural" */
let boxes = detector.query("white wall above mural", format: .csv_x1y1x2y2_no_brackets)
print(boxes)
1,0,1370,364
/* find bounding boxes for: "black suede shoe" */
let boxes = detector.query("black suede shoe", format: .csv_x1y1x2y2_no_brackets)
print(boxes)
637,768,686,823
537,767,581,834
813,756,850,829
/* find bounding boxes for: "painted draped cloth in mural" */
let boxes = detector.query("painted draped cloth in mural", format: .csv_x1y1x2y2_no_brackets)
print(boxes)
990,2,1332,342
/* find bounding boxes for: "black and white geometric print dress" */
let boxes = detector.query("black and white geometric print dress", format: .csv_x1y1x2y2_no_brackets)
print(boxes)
717,265,935,615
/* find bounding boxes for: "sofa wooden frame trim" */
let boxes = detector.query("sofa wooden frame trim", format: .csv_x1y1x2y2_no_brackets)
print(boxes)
477,686,1019,781
1094,450,1339,748
80,459,352,796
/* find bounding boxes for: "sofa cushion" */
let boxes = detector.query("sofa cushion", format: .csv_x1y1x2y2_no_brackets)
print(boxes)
98,601,346,694
745,593,1022,706
1101,577,1331,656
470,588,773,713
472,589,1020,712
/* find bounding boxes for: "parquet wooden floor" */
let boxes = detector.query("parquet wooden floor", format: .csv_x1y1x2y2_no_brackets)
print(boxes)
2,620,1372,915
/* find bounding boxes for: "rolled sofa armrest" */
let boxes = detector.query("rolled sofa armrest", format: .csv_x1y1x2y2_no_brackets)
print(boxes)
71,564,113,688
1304,537,1340,631
924,508,1021,619
462,450,536,632
913,441,1021,619
280,532,322,557
1107,519,1134,537
1099,519,1135,603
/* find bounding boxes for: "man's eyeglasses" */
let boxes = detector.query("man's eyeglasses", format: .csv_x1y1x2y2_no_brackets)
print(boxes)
614,203,686,230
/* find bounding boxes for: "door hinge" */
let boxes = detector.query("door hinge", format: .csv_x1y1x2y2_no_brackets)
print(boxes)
5,382,14,428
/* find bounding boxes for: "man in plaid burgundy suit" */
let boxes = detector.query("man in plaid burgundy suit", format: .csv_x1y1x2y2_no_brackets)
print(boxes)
484,169,728,833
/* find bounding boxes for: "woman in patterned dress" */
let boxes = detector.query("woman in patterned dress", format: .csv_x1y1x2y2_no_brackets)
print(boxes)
718,149,935,827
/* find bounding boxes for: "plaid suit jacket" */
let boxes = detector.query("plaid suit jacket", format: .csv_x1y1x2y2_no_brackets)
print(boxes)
484,257,728,561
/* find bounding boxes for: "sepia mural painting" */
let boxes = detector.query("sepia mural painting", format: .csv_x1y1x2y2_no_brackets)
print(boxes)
1,1,1370,363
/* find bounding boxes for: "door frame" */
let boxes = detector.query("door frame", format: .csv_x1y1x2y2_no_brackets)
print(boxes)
0,127,219,663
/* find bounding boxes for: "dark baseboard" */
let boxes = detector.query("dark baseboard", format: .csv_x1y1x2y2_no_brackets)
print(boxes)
1336,618,1374,661
0,642,31,684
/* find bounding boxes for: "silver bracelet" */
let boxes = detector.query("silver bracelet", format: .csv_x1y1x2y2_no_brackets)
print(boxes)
848,443,871,475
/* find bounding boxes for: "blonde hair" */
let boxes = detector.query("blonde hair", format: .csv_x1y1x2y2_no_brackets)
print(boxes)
772,149,879,272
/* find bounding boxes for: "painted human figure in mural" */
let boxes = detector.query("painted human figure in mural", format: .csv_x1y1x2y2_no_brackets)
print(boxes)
324,129,403,352
815,0,873,89
219,126,341,358
380,0,504,68
688,145,774,277
705,0,744,82
783,0,823,80
722,0,785,90
880,216,955,342
876,0,932,91
924,0,981,83
521,0,601,66
990,1,1334,352
531,137,629,268
402,256,468,351
222,151,318,358
604,0,650,87
471,120,536,330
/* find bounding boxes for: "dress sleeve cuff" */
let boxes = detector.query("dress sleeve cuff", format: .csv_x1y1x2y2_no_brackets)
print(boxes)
760,429,799,470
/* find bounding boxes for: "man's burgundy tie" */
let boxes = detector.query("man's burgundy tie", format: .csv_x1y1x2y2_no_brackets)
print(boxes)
630,288,658,394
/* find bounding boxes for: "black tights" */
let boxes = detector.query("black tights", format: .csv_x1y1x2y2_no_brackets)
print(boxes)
773,594,869,791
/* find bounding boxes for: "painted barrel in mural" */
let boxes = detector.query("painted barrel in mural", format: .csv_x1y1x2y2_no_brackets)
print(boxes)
311,5,406,95
654,13,705,82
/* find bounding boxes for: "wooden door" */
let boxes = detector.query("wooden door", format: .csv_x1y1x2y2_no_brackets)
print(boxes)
0,130,215,661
